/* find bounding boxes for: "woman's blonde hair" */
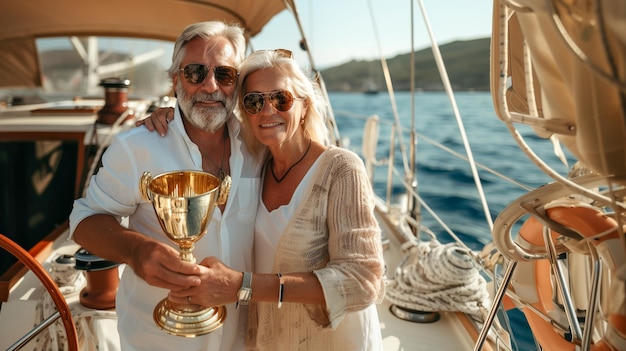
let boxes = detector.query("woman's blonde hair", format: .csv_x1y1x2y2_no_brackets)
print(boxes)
236,50,330,156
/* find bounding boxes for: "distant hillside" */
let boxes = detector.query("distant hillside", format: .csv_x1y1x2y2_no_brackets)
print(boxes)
319,37,491,92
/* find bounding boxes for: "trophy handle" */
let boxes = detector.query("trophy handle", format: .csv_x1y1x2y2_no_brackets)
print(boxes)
217,175,231,205
140,171,153,201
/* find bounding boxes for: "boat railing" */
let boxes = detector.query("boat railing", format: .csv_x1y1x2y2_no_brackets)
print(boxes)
345,109,531,247
477,1,626,350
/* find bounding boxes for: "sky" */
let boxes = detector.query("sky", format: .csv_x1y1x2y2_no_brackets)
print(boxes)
36,0,495,72
249,0,495,69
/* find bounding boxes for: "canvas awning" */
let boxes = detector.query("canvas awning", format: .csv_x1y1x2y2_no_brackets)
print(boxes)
0,0,290,88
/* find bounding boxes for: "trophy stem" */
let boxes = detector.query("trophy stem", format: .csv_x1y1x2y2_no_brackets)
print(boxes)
179,242,196,263
154,298,227,337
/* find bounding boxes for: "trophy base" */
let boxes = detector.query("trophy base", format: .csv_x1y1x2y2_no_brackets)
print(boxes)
153,298,227,337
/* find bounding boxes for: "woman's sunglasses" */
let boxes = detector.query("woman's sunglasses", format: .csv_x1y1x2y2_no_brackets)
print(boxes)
242,90,302,115
179,64,238,86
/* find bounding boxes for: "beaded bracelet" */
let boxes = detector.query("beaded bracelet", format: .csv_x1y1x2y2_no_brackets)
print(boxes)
277,273,284,309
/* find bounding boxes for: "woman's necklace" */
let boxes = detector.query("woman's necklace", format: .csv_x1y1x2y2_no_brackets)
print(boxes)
270,139,312,183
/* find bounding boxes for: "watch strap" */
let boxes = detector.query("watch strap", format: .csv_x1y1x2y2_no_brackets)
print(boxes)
236,271,252,309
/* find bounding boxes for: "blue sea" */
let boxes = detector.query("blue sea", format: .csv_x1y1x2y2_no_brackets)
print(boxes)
329,91,571,244
328,91,571,350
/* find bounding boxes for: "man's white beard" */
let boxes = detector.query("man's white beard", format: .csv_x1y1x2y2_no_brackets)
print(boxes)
176,81,234,132
188,104,228,132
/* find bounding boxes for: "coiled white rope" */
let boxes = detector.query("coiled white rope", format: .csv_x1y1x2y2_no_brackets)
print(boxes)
385,239,491,317
36,268,117,351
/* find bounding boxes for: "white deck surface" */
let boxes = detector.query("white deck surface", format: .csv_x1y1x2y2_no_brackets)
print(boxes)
377,206,477,351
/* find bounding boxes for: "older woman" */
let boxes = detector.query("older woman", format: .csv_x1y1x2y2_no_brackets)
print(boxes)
144,49,385,350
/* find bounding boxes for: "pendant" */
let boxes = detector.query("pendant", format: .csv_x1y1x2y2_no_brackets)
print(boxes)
217,168,227,182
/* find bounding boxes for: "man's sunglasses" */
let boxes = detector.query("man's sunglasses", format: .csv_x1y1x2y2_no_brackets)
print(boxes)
179,64,238,86
242,90,302,115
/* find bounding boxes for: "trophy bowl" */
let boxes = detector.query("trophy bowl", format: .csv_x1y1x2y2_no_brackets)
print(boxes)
140,170,231,337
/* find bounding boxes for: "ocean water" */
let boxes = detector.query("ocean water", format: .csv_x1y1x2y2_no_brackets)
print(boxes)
328,91,573,350
330,91,573,246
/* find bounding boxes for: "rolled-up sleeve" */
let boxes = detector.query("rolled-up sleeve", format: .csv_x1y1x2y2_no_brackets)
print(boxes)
313,151,385,328
69,134,141,238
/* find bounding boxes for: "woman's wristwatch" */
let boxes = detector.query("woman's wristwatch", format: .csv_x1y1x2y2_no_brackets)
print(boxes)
236,271,252,309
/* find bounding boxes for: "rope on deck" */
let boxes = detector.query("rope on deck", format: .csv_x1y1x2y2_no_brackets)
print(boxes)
384,239,490,317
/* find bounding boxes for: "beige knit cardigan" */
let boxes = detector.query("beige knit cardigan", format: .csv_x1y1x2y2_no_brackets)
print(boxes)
247,146,385,350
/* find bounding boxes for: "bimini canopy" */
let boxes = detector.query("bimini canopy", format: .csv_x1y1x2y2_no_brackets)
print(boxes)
0,0,290,88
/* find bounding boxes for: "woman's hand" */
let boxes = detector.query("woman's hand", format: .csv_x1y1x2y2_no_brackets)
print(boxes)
168,256,241,307
135,107,175,136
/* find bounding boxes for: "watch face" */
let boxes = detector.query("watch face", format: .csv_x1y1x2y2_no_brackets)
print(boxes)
238,288,252,303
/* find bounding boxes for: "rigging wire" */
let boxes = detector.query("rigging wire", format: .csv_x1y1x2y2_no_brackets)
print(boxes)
365,0,411,176
407,0,419,220
335,108,535,191
415,0,494,231
284,0,341,146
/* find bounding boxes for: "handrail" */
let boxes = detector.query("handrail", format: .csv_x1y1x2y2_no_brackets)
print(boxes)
7,311,62,351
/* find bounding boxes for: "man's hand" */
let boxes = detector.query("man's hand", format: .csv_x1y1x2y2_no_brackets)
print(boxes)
130,239,201,291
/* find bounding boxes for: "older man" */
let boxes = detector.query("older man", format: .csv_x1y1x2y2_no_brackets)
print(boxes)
70,21,261,351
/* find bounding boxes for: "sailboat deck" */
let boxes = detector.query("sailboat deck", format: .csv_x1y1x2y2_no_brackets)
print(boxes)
0,215,482,351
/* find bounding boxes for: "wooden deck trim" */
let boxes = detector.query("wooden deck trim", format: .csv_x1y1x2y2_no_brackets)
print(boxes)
456,312,497,351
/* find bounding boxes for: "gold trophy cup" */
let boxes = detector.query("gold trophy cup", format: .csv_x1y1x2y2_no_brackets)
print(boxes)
140,170,231,337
